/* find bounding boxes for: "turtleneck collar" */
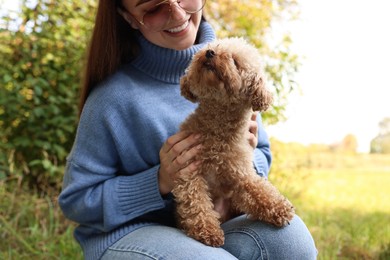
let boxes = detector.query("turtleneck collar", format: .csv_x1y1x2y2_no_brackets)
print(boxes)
131,21,216,84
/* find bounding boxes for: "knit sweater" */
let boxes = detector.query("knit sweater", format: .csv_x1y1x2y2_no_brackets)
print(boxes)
58,21,272,260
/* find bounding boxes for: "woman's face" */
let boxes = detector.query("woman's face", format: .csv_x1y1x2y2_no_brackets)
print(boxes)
120,0,203,50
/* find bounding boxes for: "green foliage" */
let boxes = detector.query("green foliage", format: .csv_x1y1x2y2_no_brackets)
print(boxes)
206,0,301,124
0,0,300,193
269,139,390,259
0,182,81,259
296,171,390,260
2,144,389,259
0,0,96,191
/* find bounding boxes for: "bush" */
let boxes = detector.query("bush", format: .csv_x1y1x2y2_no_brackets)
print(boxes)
0,0,299,193
0,0,96,192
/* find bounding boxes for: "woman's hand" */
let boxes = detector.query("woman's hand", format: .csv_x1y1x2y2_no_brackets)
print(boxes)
158,131,202,195
247,112,259,149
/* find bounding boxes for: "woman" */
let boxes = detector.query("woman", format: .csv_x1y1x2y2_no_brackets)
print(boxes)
59,0,317,259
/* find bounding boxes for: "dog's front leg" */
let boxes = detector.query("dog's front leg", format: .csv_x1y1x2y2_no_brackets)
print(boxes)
173,174,224,247
231,173,295,227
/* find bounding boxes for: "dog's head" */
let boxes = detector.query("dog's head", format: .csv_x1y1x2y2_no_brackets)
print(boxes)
181,37,273,111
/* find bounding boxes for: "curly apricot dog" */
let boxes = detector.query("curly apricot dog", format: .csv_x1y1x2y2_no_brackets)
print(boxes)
173,37,295,247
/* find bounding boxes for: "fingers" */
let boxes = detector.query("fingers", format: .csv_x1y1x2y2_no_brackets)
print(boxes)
172,144,202,169
249,120,258,136
158,132,202,194
160,131,191,154
163,133,200,165
247,112,258,149
251,112,257,121
178,160,201,176
159,159,201,195
249,112,258,135
161,132,201,162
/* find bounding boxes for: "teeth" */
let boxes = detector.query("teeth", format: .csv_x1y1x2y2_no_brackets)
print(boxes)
167,20,189,33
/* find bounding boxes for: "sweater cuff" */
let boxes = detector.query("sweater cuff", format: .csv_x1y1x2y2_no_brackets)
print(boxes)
116,165,165,216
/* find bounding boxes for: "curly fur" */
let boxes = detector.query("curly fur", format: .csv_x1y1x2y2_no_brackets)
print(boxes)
173,37,295,247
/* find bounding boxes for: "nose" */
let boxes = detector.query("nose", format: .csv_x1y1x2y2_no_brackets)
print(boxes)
168,1,187,21
206,49,216,59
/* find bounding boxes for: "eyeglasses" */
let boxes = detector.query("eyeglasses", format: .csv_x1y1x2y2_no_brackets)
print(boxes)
135,0,206,31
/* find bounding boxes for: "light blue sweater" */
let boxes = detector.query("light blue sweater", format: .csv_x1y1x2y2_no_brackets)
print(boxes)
59,21,272,260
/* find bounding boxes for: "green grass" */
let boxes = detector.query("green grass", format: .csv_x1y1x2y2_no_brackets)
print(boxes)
0,183,81,260
292,170,390,259
271,151,390,260
1,152,389,259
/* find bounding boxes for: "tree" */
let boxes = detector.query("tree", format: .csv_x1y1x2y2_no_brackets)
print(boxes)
370,117,390,154
0,0,96,191
205,0,301,124
340,134,358,154
0,0,301,192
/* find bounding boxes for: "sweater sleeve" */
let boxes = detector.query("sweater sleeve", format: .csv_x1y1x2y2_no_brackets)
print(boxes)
253,114,272,178
58,87,166,232
59,161,165,232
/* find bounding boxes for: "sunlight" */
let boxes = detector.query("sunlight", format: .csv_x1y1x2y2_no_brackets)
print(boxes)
267,0,390,153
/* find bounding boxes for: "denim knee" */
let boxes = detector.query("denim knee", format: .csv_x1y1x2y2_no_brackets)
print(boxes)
222,215,317,260
101,225,238,260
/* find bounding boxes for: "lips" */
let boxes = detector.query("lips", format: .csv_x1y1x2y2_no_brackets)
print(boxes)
166,20,189,33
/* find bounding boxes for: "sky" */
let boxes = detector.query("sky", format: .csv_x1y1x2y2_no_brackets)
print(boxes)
267,0,390,152
1,0,390,152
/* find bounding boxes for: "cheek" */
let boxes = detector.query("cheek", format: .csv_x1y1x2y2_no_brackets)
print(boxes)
192,12,203,28
138,28,161,45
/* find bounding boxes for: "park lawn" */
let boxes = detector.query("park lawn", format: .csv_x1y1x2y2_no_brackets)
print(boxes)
1,153,389,259
290,169,390,260
0,185,82,260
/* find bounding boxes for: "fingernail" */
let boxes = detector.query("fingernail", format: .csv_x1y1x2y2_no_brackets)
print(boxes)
197,144,202,149
195,134,201,139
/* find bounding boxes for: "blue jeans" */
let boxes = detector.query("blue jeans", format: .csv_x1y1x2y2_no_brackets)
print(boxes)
101,215,317,259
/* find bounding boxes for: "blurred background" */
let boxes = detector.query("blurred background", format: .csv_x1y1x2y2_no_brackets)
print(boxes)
1,0,389,259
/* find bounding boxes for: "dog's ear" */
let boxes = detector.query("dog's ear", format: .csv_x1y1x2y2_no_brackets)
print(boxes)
180,75,198,103
250,75,273,112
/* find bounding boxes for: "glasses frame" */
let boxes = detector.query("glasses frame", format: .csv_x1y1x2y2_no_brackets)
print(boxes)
135,0,207,31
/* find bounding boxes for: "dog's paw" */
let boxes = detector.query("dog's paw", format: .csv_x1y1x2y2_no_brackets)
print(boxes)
200,229,225,247
270,198,295,227
199,235,225,247
189,226,225,247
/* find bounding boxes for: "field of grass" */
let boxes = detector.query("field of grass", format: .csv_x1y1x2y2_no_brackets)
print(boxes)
270,150,390,260
1,151,389,259
292,170,390,259
0,183,81,260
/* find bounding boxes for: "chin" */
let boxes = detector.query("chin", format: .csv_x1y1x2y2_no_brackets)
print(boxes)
173,40,197,50
171,30,199,50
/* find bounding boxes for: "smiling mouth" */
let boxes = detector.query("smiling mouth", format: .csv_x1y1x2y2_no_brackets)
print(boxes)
166,20,189,33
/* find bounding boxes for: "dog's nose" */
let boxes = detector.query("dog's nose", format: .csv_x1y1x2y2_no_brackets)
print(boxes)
206,49,216,59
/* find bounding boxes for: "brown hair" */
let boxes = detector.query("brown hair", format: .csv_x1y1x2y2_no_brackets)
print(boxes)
79,0,139,115
79,0,207,115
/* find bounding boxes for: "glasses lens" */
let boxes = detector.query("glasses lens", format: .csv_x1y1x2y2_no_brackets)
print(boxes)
178,0,206,13
142,0,206,31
